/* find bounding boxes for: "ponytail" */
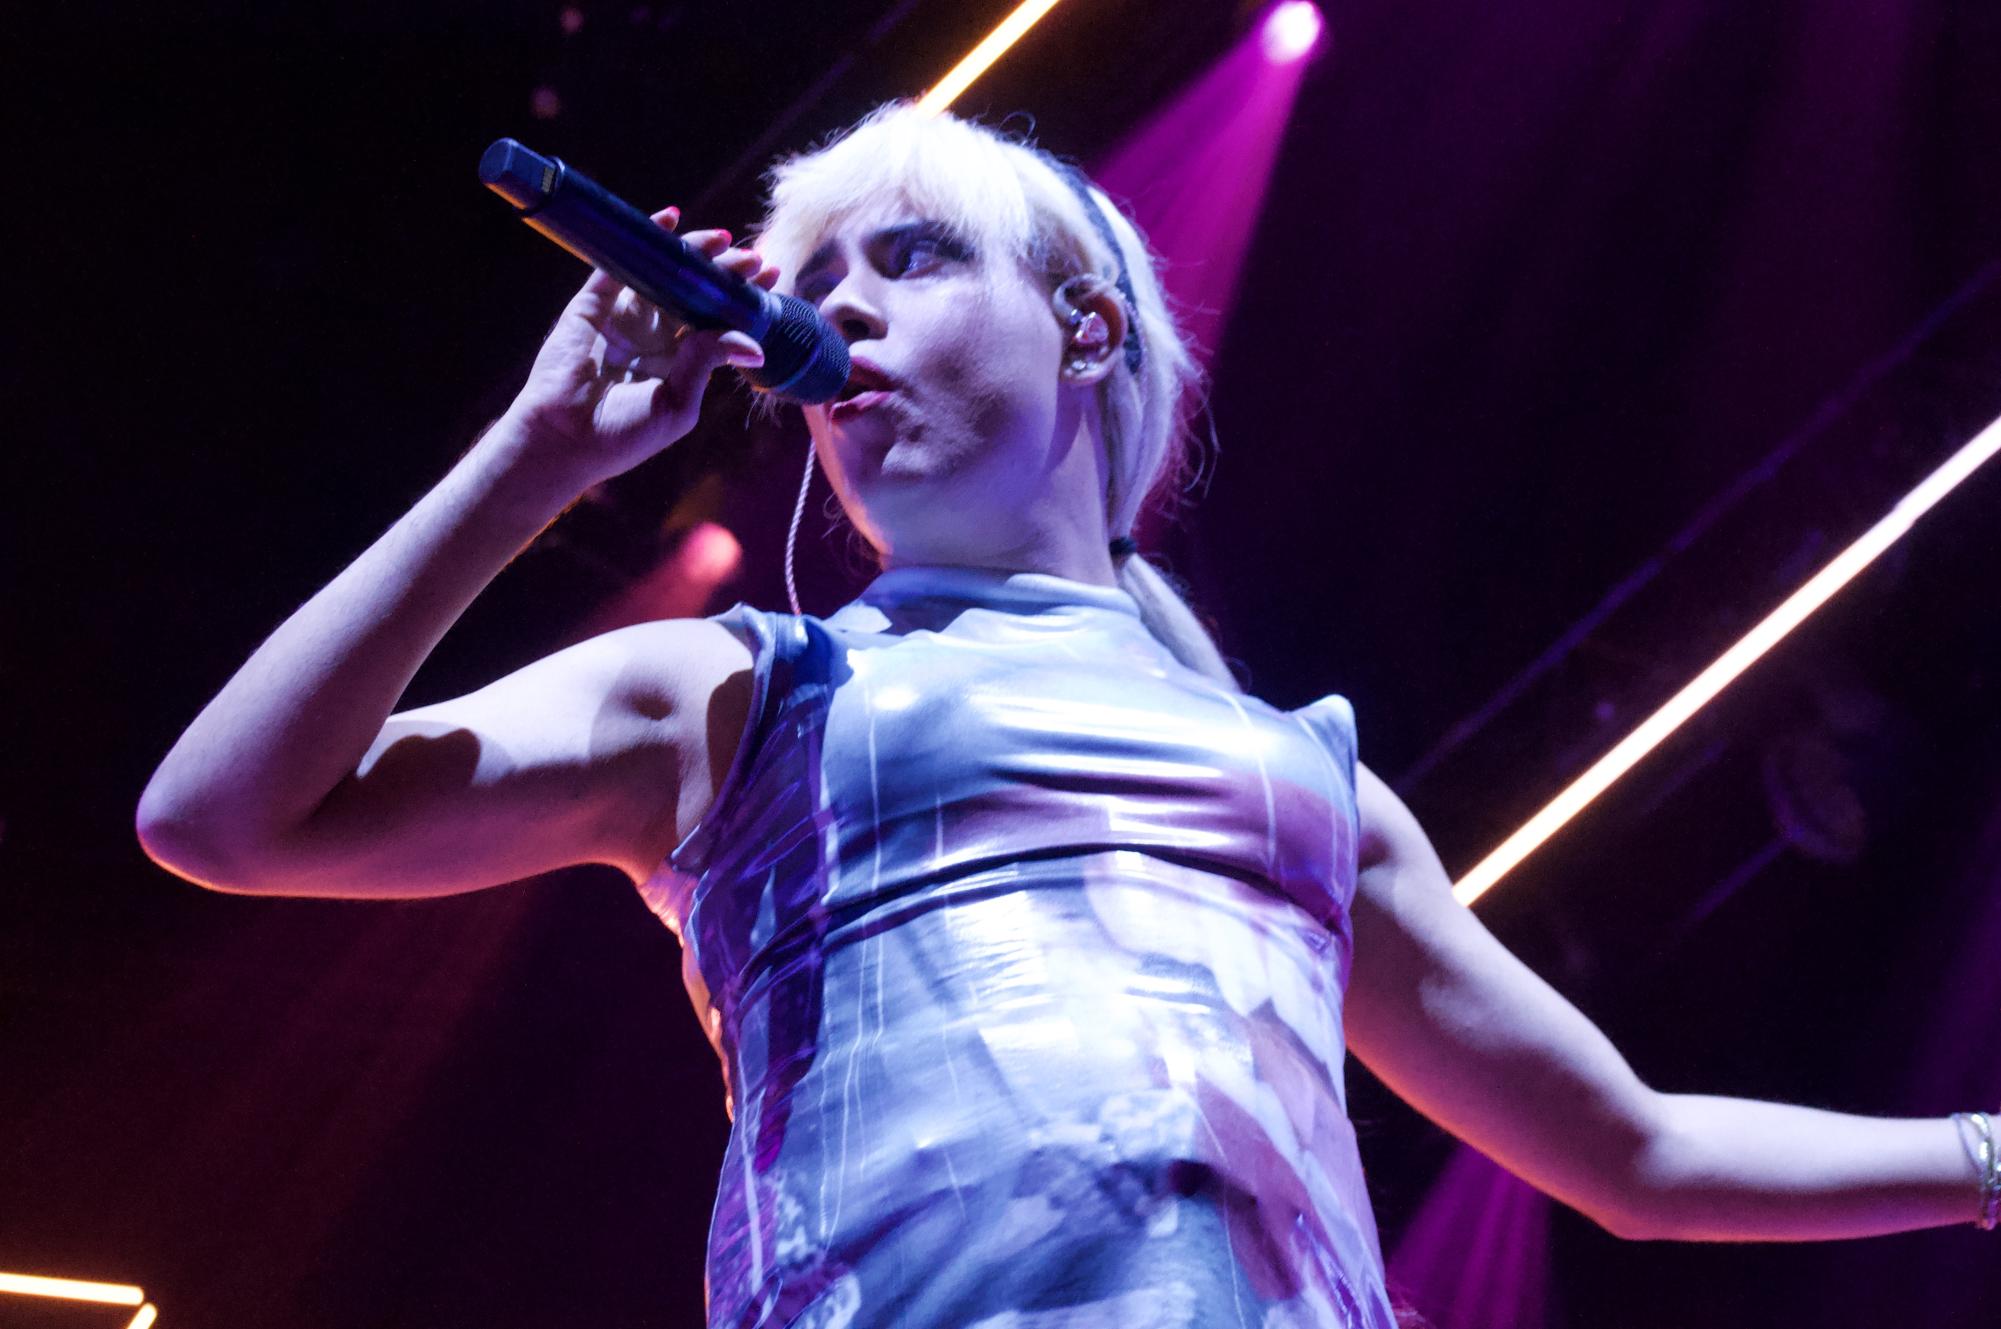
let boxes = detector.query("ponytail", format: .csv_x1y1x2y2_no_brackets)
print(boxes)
1116,553,1237,690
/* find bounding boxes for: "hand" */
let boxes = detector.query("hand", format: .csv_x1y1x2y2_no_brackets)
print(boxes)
500,207,782,487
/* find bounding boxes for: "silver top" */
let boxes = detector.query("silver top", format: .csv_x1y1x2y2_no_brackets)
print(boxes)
640,564,1395,1327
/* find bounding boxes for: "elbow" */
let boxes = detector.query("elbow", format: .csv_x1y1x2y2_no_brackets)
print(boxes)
1589,1195,1671,1243
134,806,234,892
1584,1096,1684,1243
134,784,273,894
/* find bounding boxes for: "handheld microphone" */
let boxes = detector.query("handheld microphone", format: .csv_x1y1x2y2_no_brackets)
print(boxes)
479,138,850,405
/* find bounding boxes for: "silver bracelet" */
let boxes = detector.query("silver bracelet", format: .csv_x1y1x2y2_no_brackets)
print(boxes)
1950,1110,2001,1230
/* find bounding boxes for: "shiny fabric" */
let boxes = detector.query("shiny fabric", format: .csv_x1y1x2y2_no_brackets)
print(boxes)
639,565,1396,1329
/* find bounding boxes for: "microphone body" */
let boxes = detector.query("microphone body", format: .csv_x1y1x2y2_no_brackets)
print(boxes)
479,138,849,404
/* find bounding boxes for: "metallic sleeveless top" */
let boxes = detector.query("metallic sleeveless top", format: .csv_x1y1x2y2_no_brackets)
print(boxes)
638,565,1396,1328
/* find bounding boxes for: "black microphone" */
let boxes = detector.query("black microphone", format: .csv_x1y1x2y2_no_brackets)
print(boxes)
479,137,850,404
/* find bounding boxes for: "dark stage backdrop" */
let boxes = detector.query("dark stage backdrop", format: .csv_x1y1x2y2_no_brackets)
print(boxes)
7,3,2001,1326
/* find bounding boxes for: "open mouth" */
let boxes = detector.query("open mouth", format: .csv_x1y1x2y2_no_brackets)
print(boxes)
836,359,896,403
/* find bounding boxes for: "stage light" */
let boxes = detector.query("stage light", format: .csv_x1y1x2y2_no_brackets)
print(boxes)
0,1272,145,1305
916,0,1067,115
1454,409,2001,905
1262,1,1325,63
1094,6,1318,371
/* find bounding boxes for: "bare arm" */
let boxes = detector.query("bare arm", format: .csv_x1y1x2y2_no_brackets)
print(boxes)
136,417,582,888
1343,761,1983,1241
137,221,774,895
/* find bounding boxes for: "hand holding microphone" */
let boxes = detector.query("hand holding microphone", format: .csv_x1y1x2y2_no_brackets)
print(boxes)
480,138,850,487
481,139,848,404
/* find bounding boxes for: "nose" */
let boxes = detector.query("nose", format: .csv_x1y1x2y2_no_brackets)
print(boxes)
820,273,887,345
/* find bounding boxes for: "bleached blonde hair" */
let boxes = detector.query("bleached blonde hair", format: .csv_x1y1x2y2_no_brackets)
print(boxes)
755,102,1235,687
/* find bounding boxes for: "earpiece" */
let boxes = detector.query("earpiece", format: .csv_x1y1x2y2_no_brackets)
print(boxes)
1056,278,1118,378
1070,310,1110,349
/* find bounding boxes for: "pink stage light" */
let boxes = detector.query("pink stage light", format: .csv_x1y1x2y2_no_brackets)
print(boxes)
1095,11,1318,371
564,520,744,642
1262,1,1325,63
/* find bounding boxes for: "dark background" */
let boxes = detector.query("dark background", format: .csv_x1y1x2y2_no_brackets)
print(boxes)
6,2,2001,1325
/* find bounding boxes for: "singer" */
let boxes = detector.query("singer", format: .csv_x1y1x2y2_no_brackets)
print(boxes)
136,103,1998,1328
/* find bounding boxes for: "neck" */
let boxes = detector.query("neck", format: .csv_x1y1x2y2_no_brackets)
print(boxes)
877,414,1119,586
881,542,1117,587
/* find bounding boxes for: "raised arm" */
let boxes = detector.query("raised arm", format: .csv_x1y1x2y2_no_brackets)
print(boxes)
137,218,774,897
1342,761,1986,1241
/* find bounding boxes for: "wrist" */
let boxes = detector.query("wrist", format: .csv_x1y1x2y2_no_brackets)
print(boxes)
1950,1110,2001,1230
472,407,609,510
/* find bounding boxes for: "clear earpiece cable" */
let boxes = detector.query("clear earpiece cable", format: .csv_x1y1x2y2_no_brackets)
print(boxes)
783,440,816,617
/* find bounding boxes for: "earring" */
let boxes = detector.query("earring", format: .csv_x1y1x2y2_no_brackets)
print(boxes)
1070,310,1109,348
1067,355,1090,374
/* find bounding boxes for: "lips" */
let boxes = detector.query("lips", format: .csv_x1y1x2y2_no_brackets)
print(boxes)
828,356,899,423
836,356,897,403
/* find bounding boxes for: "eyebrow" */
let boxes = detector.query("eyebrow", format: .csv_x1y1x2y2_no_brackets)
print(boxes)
793,219,972,290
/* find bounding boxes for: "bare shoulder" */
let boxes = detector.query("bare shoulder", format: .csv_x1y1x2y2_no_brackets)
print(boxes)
1352,759,1445,883
606,616,760,877
507,615,758,883
394,615,753,757
574,615,756,724
588,616,760,876
282,615,758,897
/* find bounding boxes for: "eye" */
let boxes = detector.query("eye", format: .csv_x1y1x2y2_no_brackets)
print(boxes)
887,229,970,278
889,237,942,275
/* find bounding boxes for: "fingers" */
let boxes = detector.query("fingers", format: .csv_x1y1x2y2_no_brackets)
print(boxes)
680,227,781,291
582,221,777,308
571,212,780,373
716,245,781,291
716,331,765,369
579,206,683,300
653,328,742,404
616,326,763,388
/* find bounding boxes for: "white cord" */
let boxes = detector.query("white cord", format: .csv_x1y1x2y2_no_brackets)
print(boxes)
783,441,816,617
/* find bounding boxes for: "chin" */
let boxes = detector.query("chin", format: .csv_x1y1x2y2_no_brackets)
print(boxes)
831,426,1036,554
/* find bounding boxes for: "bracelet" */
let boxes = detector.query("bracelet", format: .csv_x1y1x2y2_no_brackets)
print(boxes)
1950,1110,2001,1230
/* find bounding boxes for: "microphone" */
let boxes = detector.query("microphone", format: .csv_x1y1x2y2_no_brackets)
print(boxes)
479,138,850,405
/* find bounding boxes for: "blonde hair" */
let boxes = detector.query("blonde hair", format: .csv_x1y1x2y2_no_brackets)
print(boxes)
756,102,1235,688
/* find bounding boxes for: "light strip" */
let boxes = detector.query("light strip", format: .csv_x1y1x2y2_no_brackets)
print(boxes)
916,0,1066,115
0,1271,145,1305
1455,409,2001,906
127,1304,161,1329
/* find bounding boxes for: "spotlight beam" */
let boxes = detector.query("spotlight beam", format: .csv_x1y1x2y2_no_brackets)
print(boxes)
916,0,1066,115
1454,409,2001,905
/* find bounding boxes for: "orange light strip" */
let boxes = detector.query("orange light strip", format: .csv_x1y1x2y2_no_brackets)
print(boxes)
916,0,1067,115
0,1271,145,1305
127,1303,161,1329
1455,409,2001,905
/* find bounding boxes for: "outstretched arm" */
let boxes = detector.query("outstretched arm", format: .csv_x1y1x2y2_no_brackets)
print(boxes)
1342,761,1987,1242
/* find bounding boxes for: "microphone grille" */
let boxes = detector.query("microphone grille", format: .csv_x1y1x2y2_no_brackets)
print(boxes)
746,294,851,405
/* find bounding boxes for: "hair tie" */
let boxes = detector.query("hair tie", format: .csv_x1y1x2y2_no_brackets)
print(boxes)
1109,535,1139,559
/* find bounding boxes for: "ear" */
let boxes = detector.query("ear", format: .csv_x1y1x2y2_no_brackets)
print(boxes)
1053,277,1130,387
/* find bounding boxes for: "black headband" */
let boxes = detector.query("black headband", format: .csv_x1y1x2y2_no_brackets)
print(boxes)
1038,154,1146,373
